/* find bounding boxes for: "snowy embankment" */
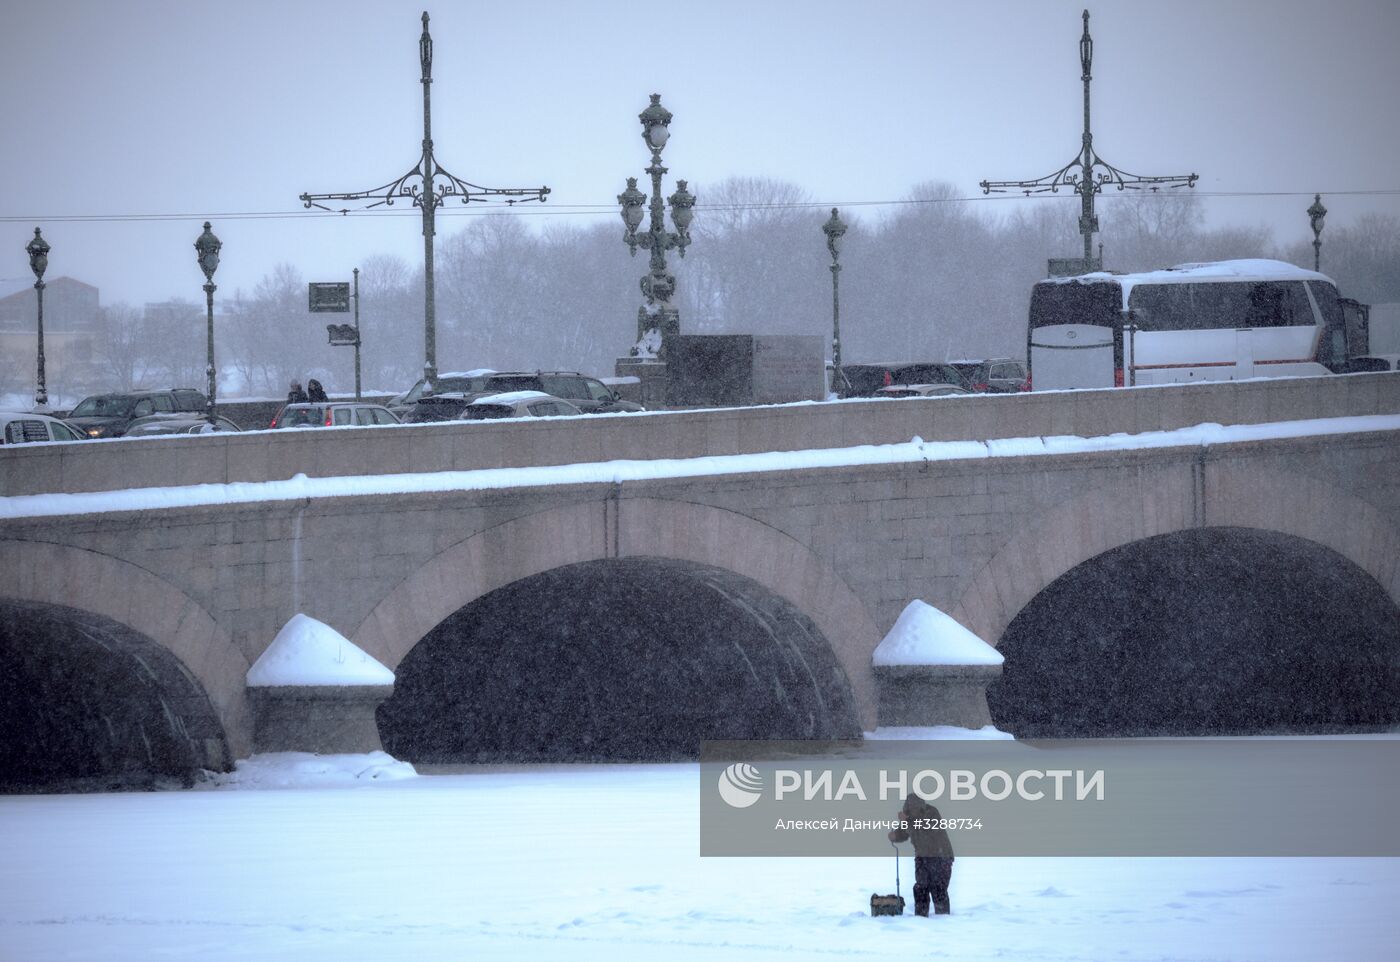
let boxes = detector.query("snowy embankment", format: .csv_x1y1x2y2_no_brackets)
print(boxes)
201,751,417,789
2,762,1396,961
2,414,1396,520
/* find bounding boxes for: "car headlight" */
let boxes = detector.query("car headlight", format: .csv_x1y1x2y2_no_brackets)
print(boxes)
86,428,102,437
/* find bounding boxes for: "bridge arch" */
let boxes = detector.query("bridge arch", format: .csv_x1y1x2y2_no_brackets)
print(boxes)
0,540,251,764
949,463,1400,736
950,462,1400,650
352,497,882,731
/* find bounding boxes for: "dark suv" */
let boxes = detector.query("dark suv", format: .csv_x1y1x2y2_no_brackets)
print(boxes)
533,372,644,415
67,388,209,438
388,371,497,418
948,358,1029,393
398,371,644,423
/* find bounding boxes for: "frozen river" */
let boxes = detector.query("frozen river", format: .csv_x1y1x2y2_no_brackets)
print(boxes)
2,758,1397,961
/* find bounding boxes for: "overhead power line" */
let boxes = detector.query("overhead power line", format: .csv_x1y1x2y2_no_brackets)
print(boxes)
3,189,1399,225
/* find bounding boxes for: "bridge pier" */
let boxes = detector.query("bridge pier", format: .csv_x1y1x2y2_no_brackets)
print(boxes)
874,664,1001,730
248,685,394,755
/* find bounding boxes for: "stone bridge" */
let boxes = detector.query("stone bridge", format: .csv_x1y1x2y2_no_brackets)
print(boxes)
1,374,1397,785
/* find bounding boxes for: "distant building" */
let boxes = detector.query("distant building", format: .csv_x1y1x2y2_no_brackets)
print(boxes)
0,276,101,398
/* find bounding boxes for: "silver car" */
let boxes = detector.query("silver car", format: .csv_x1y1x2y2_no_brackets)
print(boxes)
270,402,401,429
0,411,87,444
124,413,243,436
875,383,969,399
459,391,583,420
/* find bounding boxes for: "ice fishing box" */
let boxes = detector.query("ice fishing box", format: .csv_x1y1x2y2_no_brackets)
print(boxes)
870,893,905,917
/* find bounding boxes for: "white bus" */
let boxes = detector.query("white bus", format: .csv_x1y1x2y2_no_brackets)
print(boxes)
1026,259,1354,390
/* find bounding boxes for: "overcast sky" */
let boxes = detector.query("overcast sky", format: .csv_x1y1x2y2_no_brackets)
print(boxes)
1,0,1397,307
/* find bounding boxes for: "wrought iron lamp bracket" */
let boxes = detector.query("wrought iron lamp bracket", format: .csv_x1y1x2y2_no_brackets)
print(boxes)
301,159,549,215
981,153,1197,197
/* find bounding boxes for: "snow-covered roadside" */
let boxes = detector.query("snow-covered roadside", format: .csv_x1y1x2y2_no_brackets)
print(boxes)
2,762,1396,962
3,413,1397,521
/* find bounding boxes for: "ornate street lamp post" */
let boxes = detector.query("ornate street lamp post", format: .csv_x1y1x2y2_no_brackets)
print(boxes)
25,227,50,410
300,13,549,385
193,221,222,422
821,208,848,396
980,10,1198,275
1308,193,1327,272
618,93,694,357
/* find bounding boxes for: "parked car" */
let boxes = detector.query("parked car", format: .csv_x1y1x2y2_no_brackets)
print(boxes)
947,357,1030,393
403,392,488,423
392,369,644,420
66,388,209,438
875,383,970,399
838,362,967,398
1,411,87,444
387,370,499,418
1344,354,1400,373
269,402,401,428
459,391,583,420
124,413,242,436
532,372,645,414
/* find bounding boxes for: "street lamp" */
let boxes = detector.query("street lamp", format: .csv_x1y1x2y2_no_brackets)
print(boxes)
980,10,1198,275
1308,193,1327,272
821,208,848,396
193,221,221,422
299,13,549,385
619,93,693,357
25,227,50,410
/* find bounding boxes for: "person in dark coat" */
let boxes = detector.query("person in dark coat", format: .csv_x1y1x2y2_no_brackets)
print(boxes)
888,792,955,916
306,378,328,403
286,381,309,404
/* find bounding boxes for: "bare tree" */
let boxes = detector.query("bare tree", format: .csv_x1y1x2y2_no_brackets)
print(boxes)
684,177,827,337
140,298,205,389
1098,190,1205,270
356,254,422,390
96,302,157,391
1279,213,1400,305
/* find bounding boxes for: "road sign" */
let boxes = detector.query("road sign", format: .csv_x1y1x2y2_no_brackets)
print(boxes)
326,323,360,346
309,282,351,312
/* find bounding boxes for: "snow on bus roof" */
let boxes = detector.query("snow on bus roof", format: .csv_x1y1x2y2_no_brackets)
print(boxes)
1048,258,1330,286
1041,259,1334,309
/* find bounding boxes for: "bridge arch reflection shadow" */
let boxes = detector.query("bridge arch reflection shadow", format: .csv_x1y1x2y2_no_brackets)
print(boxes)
378,558,863,762
0,600,230,791
988,528,1400,737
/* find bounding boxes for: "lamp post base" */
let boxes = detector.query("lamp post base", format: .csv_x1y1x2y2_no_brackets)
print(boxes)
614,356,669,410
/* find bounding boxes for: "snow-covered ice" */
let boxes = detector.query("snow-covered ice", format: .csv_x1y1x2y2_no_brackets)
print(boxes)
246,614,395,687
200,751,416,789
872,600,1004,667
1,760,1396,961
